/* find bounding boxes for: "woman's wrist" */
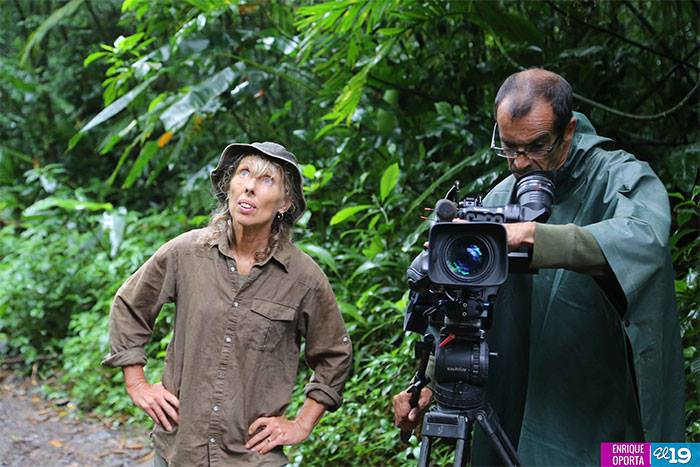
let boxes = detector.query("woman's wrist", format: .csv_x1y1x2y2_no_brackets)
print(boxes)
293,398,327,436
123,365,148,391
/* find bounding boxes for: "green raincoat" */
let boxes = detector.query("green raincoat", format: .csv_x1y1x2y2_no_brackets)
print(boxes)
471,113,685,466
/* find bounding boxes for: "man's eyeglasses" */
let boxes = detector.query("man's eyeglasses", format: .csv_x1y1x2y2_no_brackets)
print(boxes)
490,123,563,160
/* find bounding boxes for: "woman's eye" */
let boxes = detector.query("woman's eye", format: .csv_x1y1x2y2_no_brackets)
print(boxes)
262,176,274,185
238,168,250,177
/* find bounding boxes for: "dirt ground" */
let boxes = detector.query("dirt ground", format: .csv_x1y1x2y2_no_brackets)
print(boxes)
0,372,154,467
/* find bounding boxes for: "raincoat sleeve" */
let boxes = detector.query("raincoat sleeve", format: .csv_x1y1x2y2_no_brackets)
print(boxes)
580,158,671,310
579,154,684,441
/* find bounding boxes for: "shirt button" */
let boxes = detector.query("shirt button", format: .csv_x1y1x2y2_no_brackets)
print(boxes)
209,437,216,444
230,266,236,272
233,302,239,308
213,405,220,412
225,336,232,343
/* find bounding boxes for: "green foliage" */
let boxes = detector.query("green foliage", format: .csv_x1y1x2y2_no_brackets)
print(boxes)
670,187,700,441
0,0,698,462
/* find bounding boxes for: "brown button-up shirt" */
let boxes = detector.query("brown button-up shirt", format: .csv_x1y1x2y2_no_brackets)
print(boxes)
102,227,352,466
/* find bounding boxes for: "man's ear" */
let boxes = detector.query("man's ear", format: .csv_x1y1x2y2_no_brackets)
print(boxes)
565,116,577,142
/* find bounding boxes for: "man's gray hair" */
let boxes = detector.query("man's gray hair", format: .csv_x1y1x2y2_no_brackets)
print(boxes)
494,68,573,136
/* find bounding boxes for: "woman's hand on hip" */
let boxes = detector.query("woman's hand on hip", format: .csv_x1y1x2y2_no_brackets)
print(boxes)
126,380,180,431
245,416,310,455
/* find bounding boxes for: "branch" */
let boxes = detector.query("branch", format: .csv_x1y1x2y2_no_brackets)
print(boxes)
489,29,700,122
547,1,699,72
630,44,699,112
616,131,692,147
12,0,26,23
623,0,693,83
84,0,109,42
573,83,698,121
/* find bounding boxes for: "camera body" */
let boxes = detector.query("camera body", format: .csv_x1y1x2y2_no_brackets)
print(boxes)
408,171,554,294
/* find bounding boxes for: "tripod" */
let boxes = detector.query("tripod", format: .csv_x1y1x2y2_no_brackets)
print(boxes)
417,390,520,467
405,315,521,467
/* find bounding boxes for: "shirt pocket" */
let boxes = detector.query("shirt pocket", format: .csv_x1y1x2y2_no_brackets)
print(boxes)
246,298,297,352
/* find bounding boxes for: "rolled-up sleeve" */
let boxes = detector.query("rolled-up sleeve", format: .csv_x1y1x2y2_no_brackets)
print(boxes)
301,277,352,412
102,240,177,368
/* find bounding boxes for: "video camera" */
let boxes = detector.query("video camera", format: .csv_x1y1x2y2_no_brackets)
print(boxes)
404,171,554,334
399,171,555,466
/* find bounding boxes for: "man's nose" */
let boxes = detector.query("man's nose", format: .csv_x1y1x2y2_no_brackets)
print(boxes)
510,154,531,171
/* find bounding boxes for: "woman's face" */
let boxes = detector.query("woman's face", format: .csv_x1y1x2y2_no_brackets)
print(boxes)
227,155,290,232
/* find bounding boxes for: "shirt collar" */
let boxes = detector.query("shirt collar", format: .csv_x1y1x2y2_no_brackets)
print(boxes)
210,226,290,272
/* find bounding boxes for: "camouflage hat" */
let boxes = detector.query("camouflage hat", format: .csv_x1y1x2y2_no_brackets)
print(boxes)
210,142,306,222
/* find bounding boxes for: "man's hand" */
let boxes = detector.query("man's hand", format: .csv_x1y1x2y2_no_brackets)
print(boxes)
245,416,311,455
393,387,433,432
503,221,535,250
450,218,536,251
123,365,179,431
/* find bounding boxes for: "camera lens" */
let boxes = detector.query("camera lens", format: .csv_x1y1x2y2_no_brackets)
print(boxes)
445,236,490,280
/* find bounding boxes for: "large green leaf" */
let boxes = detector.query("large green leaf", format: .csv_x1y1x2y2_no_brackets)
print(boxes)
23,197,113,217
330,204,374,226
379,162,400,202
160,68,236,132
20,0,86,67
296,243,338,274
401,148,490,225
471,1,542,45
122,141,159,188
79,75,158,134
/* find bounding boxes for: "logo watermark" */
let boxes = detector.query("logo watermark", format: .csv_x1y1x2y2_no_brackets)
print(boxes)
601,443,699,467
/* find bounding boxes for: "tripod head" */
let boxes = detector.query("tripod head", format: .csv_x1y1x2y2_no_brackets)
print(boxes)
411,287,497,411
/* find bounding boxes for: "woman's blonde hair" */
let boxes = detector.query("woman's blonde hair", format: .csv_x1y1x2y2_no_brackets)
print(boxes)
200,154,294,262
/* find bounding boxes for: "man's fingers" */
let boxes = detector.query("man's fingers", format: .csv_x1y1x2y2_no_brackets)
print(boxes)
418,388,433,409
393,392,409,424
408,408,418,422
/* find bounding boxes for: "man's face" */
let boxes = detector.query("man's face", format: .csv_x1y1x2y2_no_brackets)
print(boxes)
496,99,576,179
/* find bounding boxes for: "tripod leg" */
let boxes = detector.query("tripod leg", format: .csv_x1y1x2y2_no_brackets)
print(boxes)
476,410,521,467
490,412,519,464
417,434,432,467
454,438,466,467
453,417,471,467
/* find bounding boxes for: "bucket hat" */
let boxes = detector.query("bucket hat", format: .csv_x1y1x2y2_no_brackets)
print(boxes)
210,142,306,222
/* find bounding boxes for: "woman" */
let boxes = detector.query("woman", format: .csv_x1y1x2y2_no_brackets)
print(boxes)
103,142,353,466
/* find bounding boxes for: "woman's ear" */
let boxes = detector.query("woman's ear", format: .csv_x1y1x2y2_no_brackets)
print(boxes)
281,191,293,213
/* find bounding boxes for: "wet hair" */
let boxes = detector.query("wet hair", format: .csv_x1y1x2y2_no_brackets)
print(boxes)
494,68,573,136
200,154,294,262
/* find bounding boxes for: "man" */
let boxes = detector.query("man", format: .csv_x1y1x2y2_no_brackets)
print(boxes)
393,69,685,465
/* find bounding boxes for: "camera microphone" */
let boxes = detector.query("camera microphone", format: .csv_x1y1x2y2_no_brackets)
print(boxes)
434,199,457,222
